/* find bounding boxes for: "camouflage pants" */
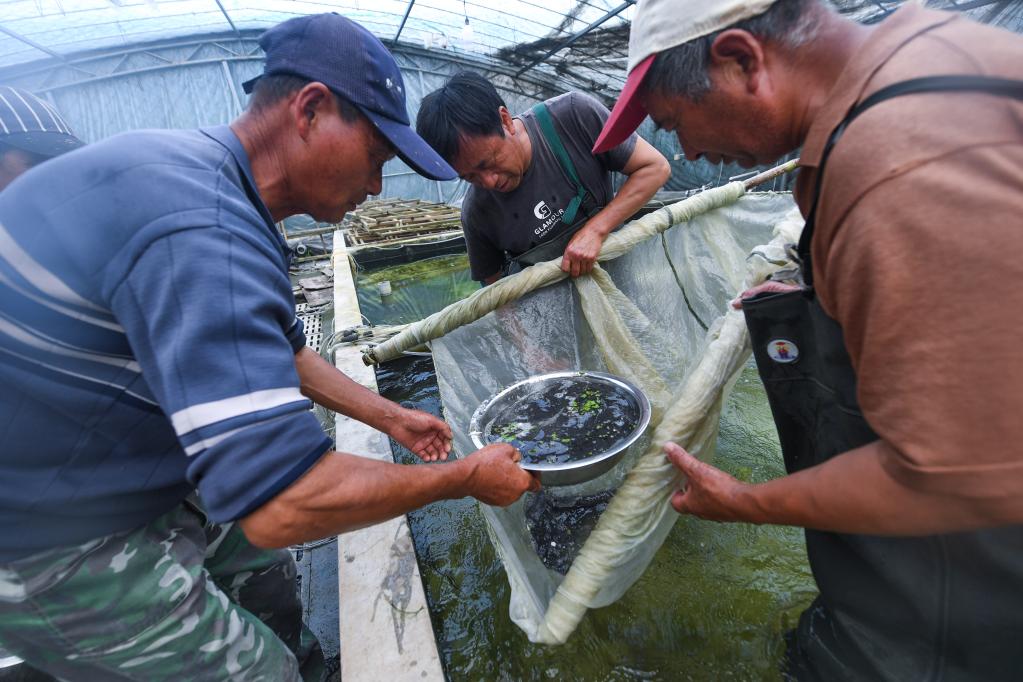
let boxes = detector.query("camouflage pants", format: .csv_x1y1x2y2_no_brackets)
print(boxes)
0,497,324,681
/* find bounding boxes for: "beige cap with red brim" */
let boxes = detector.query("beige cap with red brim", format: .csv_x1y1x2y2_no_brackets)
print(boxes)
593,0,778,153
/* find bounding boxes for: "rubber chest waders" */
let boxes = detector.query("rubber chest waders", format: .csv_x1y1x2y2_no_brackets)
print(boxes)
505,103,603,272
742,76,1023,681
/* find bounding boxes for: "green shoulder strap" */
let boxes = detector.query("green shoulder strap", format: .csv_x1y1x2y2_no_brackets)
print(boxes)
531,102,588,225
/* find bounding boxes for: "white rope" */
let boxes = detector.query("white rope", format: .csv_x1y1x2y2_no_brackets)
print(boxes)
363,181,747,365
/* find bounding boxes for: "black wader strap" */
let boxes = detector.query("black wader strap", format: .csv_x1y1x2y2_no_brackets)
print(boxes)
531,103,589,225
799,75,1023,286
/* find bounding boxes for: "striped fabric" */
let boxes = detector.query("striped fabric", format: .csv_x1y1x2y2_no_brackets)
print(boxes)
0,125,332,562
0,87,75,136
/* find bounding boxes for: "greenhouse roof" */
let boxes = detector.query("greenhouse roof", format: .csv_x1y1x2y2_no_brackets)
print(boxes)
0,0,635,78
1,0,1020,95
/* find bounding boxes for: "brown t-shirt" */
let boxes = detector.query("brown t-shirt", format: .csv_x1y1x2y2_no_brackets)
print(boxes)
795,5,1023,505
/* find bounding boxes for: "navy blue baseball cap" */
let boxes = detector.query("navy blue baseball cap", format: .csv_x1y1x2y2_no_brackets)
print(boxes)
243,13,456,181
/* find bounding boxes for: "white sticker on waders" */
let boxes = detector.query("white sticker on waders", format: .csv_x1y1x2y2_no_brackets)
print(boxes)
767,339,799,364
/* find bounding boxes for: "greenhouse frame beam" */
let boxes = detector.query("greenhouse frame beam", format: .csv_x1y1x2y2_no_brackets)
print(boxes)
3,32,578,102
0,25,67,62
214,0,242,39
31,55,263,92
514,0,634,77
393,0,417,45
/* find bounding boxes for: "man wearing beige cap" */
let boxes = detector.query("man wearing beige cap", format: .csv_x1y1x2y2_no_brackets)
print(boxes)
0,86,84,191
597,0,1023,679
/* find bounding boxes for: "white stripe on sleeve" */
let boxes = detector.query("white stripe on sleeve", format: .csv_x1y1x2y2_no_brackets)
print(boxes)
171,387,306,438
182,413,299,457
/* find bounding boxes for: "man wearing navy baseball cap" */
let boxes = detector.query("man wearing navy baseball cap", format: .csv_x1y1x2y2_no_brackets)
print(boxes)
0,86,84,191
242,12,454,182
0,13,537,681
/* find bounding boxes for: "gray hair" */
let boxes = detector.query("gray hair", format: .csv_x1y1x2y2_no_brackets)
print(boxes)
644,0,825,102
247,73,360,122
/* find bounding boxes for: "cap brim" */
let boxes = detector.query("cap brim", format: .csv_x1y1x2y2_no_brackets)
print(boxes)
593,54,656,154
3,132,85,158
360,108,457,182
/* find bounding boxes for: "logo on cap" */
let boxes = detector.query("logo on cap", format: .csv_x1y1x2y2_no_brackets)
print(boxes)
767,339,799,364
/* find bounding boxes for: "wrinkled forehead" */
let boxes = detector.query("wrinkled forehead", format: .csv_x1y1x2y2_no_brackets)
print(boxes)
641,88,674,128
641,86,700,130
451,131,506,173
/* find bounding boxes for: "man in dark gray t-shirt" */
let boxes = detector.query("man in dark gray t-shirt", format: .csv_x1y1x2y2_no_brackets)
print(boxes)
417,73,670,282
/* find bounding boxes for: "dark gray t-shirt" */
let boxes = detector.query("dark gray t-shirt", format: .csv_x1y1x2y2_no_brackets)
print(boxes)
460,92,639,280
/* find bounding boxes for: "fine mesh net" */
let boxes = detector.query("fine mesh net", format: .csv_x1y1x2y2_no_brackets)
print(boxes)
430,192,804,643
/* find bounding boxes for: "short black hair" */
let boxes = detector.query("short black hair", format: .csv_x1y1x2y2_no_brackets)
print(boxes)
247,73,360,122
416,71,506,163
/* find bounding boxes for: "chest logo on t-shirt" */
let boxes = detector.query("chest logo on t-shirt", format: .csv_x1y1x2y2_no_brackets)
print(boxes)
767,339,799,364
532,199,565,237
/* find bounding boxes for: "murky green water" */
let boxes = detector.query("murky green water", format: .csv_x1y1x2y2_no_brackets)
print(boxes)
356,254,479,325
365,256,818,681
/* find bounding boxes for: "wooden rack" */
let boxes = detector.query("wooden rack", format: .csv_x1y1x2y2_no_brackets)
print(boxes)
341,198,461,246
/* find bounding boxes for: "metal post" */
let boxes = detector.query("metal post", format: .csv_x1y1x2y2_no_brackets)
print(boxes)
214,0,242,39
393,0,417,45
220,60,243,115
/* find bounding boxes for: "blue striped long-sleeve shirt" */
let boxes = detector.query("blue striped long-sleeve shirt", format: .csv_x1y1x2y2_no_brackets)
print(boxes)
0,125,333,561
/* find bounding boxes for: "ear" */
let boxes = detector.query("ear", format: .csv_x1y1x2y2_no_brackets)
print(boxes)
498,106,515,136
709,29,767,95
292,82,333,140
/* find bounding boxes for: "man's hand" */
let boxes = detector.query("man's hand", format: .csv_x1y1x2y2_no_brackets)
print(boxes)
463,443,541,506
730,281,801,309
561,224,608,277
664,442,754,523
387,408,452,462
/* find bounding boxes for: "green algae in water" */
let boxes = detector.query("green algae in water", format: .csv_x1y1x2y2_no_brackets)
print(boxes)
484,379,640,464
355,254,477,326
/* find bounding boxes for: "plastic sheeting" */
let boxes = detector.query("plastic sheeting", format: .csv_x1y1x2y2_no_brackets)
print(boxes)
2,30,787,203
4,38,556,206
0,0,636,70
431,193,803,643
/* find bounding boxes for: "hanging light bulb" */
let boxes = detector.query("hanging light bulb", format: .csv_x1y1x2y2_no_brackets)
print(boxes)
460,0,474,46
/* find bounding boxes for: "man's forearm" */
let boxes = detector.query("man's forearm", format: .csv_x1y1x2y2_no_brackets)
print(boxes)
294,346,398,431
240,450,474,547
584,139,670,237
735,441,1015,535
585,164,667,237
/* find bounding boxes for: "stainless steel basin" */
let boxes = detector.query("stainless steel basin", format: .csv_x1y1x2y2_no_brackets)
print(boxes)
469,371,651,486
